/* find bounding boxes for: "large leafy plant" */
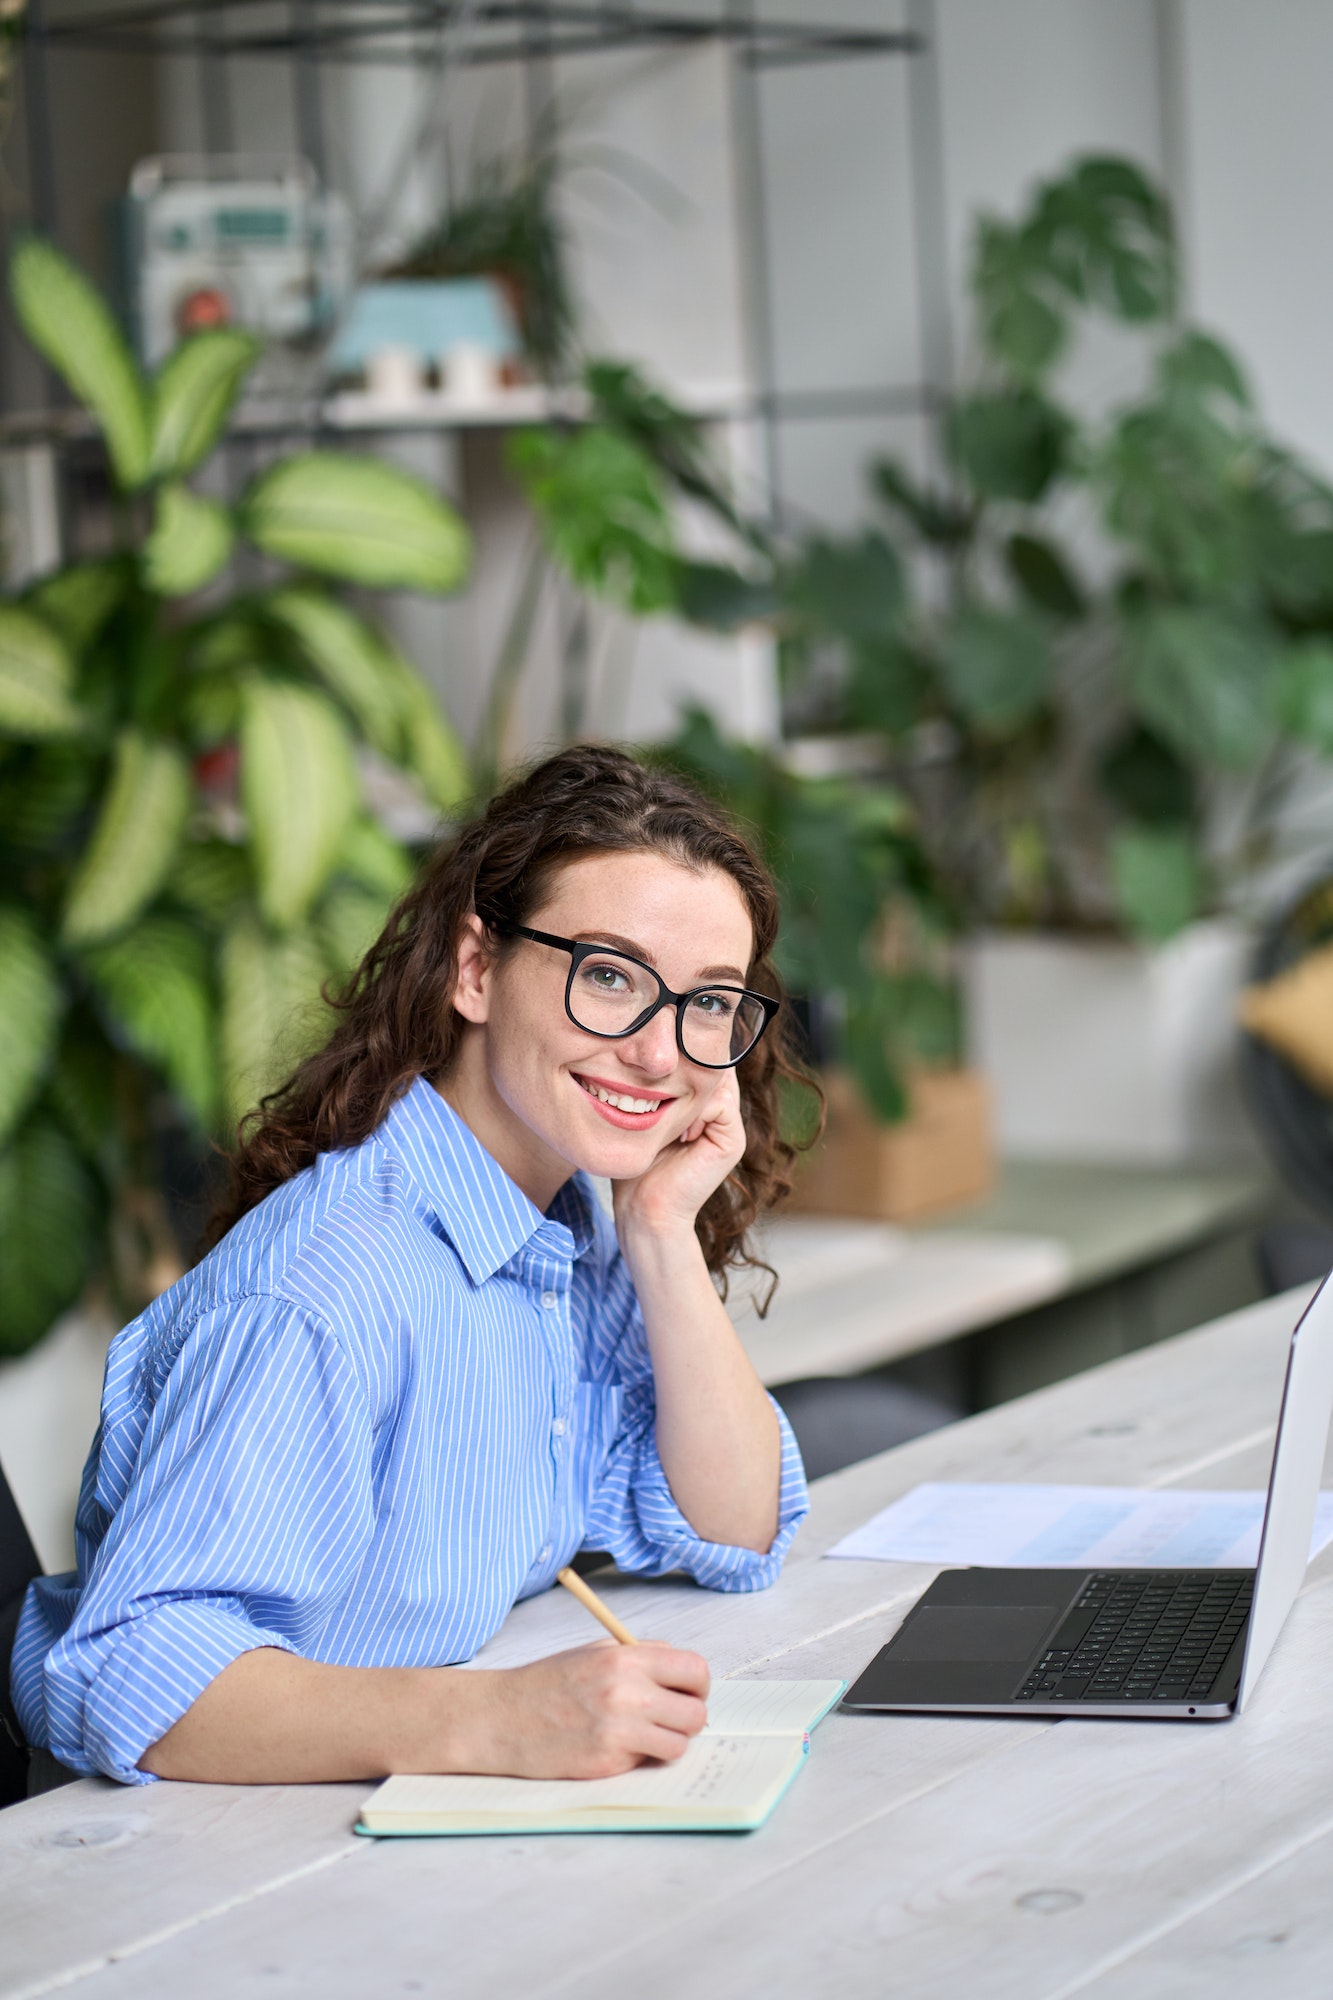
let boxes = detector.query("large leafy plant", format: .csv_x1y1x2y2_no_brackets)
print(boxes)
0,238,472,1355
520,158,1333,947
781,156,1333,940
504,366,955,1119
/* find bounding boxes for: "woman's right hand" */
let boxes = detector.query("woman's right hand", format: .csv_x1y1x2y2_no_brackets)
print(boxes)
468,1641,710,1780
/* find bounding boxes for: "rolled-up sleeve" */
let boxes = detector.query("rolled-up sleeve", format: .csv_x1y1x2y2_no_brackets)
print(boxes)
583,1379,809,1590
577,1227,809,1589
17,1294,373,1785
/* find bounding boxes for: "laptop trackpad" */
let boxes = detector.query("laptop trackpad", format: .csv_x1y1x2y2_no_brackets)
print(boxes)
889,1604,1056,1663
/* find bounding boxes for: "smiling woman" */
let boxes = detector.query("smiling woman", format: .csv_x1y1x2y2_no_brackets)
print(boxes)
10,747,815,1791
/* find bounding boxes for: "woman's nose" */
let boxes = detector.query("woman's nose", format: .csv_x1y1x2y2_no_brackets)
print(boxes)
620,1006,680,1076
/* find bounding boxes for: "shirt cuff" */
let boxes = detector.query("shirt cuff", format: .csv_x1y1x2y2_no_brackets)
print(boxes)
46,1599,298,1786
602,1391,810,1592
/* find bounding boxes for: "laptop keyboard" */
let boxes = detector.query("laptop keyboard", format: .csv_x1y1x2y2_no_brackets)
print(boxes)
1015,1571,1253,1704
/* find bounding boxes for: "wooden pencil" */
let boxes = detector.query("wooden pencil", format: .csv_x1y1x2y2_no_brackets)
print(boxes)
555,1565,639,1645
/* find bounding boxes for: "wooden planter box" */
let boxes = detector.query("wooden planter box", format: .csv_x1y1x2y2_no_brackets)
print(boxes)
788,1067,994,1223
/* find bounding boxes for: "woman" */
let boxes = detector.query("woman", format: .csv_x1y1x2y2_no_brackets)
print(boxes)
12,746,812,1786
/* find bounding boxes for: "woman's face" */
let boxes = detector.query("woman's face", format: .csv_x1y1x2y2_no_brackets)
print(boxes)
445,848,756,1206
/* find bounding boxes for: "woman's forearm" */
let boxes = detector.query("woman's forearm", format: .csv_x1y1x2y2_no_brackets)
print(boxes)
138,1646,486,1783
619,1222,781,1552
138,1638,712,1785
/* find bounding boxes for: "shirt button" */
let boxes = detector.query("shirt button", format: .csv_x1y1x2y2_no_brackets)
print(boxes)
541,1291,559,1310
552,1417,566,1436
539,1544,552,1562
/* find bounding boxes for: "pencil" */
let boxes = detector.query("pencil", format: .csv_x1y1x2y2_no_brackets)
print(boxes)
556,1566,638,1646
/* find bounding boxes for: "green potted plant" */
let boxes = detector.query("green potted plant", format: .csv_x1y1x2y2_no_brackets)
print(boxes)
499,359,985,1212
610,156,1333,1165
0,236,472,1554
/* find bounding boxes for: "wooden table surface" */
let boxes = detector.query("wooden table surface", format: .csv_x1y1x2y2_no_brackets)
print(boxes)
5,1284,1327,2000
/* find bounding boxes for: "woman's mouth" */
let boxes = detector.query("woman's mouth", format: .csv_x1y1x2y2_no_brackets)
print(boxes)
573,1074,673,1129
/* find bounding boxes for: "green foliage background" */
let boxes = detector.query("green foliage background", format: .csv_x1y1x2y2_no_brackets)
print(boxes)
0,238,473,1356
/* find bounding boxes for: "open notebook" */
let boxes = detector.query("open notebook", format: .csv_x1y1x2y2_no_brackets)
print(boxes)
356,1679,846,1837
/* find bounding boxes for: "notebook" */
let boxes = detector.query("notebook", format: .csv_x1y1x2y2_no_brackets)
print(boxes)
355,1678,846,1837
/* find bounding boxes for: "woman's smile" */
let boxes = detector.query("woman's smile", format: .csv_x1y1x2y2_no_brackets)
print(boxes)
571,1070,677,1128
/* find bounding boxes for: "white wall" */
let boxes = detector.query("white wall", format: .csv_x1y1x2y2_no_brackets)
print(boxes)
1175,0,1333,478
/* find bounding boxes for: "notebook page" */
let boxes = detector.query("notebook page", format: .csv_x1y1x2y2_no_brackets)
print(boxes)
703,1679,845,1736
364,1734,801,1823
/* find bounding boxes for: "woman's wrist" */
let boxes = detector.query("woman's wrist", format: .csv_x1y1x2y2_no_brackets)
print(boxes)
385,1665,502,1775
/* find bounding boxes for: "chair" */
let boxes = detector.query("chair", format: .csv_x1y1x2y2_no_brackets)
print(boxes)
769,1376,958,1482
0,1456,42,1808
1255,1222,1333,1299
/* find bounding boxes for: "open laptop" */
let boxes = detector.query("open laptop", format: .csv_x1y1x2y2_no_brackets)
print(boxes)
843,1270,1333,1722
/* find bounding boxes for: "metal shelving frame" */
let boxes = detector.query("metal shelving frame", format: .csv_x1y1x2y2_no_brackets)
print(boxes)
16,0,952,523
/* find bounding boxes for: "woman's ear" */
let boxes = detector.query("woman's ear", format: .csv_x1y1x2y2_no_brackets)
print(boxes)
451,914,494,1025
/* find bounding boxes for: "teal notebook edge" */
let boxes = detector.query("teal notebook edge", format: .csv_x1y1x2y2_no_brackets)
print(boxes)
354,1678,847,1839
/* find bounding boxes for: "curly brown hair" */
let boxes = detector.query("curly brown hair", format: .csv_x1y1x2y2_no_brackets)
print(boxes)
204,744,817,1295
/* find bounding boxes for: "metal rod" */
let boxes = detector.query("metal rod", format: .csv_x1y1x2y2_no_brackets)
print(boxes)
905,0,954,409
21,0,59,236
727,0,780,520
291,0,328,177
38,0,921,65
198,7,235,151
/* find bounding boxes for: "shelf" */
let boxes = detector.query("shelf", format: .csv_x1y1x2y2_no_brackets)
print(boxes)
34,1,922,69
0,378,937,450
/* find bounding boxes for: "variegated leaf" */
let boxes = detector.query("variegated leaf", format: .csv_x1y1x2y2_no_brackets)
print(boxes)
83,916,216,1128
265,589,405,757
0,907,61,1144
10,236,151,490
240,452,471,594
0,1113,100,1356
150,329,259,478
0,605,82,740
220,913,331,1126
143,483,235,597
240,679,358,929
62,731,191,945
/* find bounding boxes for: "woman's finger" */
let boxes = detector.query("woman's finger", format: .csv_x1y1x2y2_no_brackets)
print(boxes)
634,1642,711,1698
638,1686,709,1737
631,1721,699,1764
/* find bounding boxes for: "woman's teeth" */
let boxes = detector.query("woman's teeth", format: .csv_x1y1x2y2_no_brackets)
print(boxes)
579,1079,663,1115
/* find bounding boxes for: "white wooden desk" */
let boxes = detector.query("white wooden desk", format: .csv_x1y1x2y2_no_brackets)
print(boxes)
5,1285,1327,2000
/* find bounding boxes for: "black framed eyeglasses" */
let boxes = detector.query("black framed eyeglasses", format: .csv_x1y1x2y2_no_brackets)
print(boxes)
497,925,780,1069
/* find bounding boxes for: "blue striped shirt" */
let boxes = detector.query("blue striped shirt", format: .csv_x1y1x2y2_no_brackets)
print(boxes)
12,1077,807,1784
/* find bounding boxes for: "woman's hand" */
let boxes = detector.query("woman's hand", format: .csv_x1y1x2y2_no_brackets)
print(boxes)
473,1642,710,1779
612,1068,746,1246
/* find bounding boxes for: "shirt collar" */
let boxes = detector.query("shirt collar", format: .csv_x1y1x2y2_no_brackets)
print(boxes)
376,1075,595,1283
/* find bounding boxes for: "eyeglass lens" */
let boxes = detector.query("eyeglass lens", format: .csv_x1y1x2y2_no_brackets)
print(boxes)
568,950,766,1064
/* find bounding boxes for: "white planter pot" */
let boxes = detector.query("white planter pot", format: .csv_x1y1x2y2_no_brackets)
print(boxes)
0,1303,114,1575
961,921,1258,1164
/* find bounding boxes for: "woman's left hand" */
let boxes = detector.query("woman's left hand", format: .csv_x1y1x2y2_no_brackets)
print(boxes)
612,1069,746,1244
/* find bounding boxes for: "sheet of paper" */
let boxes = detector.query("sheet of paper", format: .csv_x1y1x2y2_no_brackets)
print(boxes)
703,1679,845,1736
825,1482,1333,1569
364,1733,800,1822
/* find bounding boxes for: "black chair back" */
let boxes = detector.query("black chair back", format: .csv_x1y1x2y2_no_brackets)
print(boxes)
0,1459,42,1808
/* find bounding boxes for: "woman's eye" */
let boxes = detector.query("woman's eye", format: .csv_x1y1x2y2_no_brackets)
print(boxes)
586,964,629,992
693,991,736,1019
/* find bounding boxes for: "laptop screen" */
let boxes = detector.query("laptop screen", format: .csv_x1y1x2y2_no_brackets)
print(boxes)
1238,1270,1333,1710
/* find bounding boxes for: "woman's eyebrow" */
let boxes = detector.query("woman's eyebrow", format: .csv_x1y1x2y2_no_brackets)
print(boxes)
573,932,748,983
